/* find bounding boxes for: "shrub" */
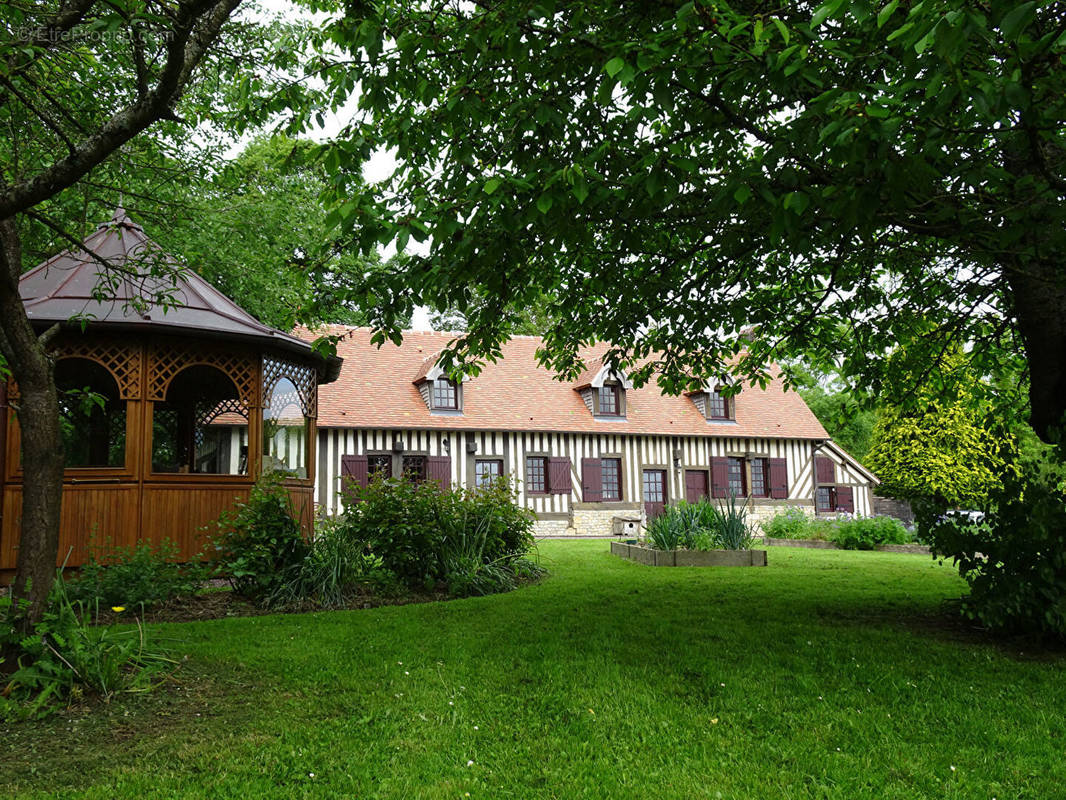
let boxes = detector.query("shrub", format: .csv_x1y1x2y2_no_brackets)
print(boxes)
927,460,1066,638
66,539,208,610
761,507,812,539
2,578,174,720
832,516,911,550
213,472,308,601
338,476,537,594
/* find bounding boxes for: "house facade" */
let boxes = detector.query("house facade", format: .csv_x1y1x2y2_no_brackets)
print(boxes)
308,328,877,536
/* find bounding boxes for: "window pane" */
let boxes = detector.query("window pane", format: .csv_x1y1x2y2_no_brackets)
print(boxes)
55,359,126,468
642,470,665,503
708,391,728,419
433,379,457,409
601,458,622,500
153,365,248,475
816,486,834,512
727,456,745,496
263,376,309,479
402,455,426,482
368,454,392,480
598,385,618,415
526,456,547,493
750,458,767,497
475,459,503,488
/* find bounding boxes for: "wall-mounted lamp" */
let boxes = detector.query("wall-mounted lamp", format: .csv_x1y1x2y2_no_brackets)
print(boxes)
442,437,451,455
672,448,683,471
466,440,478,455
392,435,405,454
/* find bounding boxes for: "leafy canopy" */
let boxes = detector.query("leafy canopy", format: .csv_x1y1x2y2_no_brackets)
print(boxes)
305,0,1066,439
866,349,1008,509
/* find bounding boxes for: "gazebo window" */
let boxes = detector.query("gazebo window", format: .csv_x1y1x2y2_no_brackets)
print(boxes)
152,365,248,475
55,358,126,468
263,376,310,479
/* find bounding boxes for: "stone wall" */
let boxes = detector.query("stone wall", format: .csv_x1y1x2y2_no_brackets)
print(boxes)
532,517,573,538
872,494,914,526
744,501,814,529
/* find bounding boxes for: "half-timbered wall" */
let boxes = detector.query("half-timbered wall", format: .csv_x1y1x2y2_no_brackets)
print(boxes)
315,427,874,523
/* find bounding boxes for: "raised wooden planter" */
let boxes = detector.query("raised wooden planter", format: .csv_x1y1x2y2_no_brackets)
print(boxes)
610,541,767,567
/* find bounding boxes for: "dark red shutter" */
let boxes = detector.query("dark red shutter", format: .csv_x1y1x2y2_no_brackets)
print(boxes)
710,457,730,499
768,458,788,499
426,455,452,490
341,455,369,502
835,486,854,513
815,455,835,484
582,458,603,502
548,457,572,494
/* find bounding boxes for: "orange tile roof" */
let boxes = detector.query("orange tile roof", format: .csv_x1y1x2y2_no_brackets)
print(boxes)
301,326,829,440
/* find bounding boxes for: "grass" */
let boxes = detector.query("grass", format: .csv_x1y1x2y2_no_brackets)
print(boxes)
3,541,1065,799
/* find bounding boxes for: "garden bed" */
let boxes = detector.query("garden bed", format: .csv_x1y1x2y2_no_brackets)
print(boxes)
758,536,930,555
611,541,767,567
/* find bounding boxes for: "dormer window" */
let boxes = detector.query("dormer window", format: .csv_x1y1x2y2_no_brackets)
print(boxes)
575,359,632,420
598,384,621,416
432,378,458,410
414,356,463,413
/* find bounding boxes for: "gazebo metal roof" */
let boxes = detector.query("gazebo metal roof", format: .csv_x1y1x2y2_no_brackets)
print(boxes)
19,208,340,380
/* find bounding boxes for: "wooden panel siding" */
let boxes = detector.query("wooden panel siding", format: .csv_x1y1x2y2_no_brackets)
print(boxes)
141,485,251,557
315,428,842,519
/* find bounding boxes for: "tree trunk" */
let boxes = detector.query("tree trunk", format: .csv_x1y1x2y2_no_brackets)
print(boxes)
1006,257,1066,444
0,217,64,631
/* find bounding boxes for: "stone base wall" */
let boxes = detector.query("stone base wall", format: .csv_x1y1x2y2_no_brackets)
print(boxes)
570,508,643,537
744,501,814,528
532,518,573,538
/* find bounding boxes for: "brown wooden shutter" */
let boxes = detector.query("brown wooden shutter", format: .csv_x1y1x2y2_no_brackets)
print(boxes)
835,486,854,513
340,455,369,502
426,455,452,490
548,457,572,494
768,458,788,499
582,457,603,502
710,457,730,499
814,455,835,484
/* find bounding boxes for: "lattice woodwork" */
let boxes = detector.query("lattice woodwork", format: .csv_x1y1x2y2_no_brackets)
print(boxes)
198,397,250,427
56,337,143,400
5,338,142,402
262,355,317,418
147,341,258,406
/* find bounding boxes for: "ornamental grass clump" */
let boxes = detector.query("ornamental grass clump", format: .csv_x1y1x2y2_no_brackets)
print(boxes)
645,497,754,551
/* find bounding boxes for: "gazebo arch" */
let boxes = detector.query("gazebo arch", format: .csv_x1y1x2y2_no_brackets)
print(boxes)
0,209,341,572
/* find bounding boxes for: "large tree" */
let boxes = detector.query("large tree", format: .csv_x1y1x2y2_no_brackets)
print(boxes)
314,0,1066,440
0,0,277,625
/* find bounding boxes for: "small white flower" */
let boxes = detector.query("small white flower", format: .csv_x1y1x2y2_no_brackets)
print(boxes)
473,725,479,730
466,760,474,767
449,701,454,706
405,671,410,675
950,765,956,772
309,773,315,779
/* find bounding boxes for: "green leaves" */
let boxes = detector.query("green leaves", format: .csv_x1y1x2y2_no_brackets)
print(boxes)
483,178,503,195
604,57,625,78
999,2,1036,42
876,1,899,29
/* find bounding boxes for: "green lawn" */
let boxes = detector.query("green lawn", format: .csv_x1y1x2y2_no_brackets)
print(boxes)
4,541,1065,799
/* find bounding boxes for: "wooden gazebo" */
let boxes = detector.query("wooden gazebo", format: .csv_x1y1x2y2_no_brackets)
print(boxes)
0,209,341,572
